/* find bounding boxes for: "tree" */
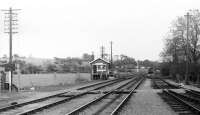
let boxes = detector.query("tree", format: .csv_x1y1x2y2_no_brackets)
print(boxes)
113,54,137,72
161,9,200,83
82,53,93,61
46,64,57,72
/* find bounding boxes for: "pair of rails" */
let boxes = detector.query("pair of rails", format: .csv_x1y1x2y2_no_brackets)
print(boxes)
153,78,200,114
0,76,144,115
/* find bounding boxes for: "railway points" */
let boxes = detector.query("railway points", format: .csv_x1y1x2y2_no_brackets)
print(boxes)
1,3,200,115
65,77,143,115
0,77,134,115
119,78,177,115
153,78,200,115
1,74,200,115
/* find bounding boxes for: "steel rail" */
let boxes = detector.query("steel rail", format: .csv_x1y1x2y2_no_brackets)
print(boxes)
163,89,200,114
65,77,140,115
15,77,134,115
154,79,200,114
155,80,200,113
161,80,180,88
110,77,145,115
153,78,180,89
168,89,200,104
185,89,200,97
161,79,200,98
158,78,200,98
0,78,128,114
77,77,128,90
158,78,200,97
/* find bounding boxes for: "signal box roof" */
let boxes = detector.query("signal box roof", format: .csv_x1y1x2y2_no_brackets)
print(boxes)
89,58,110,65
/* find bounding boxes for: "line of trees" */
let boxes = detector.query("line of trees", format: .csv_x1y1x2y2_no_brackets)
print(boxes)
1,53,158,74
161,9,200,83
113,55,158,72
7,53,93,74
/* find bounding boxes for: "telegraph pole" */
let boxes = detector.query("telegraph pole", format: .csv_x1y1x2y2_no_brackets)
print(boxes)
2,7,20,91
100,46,105,59
110,41,113,70
184,12,192,84
136,60,139,72
91,51,95,61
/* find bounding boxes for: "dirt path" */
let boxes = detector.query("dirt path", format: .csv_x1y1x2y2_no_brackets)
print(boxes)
120,78,177,115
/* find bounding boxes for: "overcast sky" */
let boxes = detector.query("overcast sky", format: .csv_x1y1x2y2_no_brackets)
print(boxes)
0,0,199,61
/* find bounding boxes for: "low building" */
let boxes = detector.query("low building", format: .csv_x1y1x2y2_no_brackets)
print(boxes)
89,58,110,80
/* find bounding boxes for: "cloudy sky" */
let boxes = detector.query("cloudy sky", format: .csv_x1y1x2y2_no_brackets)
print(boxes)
0,0,199,61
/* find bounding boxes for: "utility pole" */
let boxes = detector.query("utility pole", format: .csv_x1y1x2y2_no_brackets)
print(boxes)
195,24,199,83
100,46,105,59
184,12,192,84
2,7,20,92
137,60,139,72
177,27,184,60
110,41,113,70
91,51,94,61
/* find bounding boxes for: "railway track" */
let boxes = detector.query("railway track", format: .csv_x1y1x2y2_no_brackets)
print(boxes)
152,78,180,89
0,77,133,115
185,89,200,98
161,90,200,115
154,78,200,115
110,77,144,115
66,77,144,115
